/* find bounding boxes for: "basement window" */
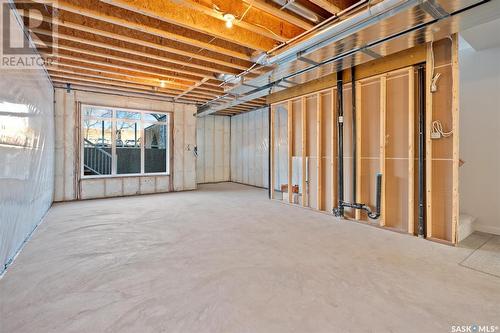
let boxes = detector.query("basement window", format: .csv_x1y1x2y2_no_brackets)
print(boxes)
81,105,170,178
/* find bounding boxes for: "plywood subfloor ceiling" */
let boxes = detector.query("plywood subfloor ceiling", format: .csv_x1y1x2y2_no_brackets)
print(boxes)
15,0,357,116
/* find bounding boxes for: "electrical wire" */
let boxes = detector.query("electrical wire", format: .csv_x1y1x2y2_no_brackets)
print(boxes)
432,120,453,138
238,1,253,23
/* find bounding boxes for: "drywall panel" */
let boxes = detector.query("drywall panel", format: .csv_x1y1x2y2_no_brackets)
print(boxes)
385,71,411,232
53,89,196,201
459,41,500,236
274,104,288,196
306,95,318,209
359,78,382,223
0,15,54,272
231,108,269,188
291,99,303,198
321,91,334,213
196,115,230,184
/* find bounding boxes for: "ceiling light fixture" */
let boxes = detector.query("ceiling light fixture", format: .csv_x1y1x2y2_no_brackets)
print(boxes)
223,13,235,28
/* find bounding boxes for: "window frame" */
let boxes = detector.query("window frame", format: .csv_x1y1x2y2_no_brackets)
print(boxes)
80,104,171,179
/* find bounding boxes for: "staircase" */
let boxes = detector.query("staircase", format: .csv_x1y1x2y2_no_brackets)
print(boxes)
83,139,112,175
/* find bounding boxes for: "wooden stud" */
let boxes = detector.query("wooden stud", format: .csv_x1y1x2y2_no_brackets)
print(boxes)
308,0,341,14
408,67,415,234
425,43,433,238
244,0,314,30
288,100,293,204
317,93,323,211
301,97,307,207
355,81,362,221
451,34,460,244
379,75,387,226
331,87,336,211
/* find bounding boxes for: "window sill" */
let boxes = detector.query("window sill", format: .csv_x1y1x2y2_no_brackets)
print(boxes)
81,173,170,180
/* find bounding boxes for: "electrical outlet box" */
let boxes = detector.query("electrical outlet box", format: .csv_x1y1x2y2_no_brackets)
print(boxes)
431,132,441,139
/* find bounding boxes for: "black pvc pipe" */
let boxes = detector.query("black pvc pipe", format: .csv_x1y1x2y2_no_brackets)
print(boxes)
351,66,357,203
268,105,272,199
417,65,426,237
337,70,344,217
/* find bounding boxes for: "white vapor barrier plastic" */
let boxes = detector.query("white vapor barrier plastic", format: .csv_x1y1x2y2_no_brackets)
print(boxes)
196,115,230,183
0,14,54,273
230,108,269,188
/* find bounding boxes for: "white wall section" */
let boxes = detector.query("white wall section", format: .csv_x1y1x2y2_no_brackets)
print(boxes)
0,12,54,273
53,89,197,201
230,108,269,188
460,41,500,235
196,115,230,183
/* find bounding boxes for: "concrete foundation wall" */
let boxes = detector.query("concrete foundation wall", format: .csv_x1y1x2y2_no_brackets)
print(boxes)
53,89,196,201
230,109,269,188
196,115,230,183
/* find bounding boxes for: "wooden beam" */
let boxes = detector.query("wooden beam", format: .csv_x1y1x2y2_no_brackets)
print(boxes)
46,62,222,94
29,0,253,61
52,79,180,100
451,33,459,244
178,0,306,41
32,27,238,75
43,53,197,86
288,100,293,204
175,78,211,101
49,17,250,71
301,97,307,207
308,0,341,14
408,67,415,234
317,93,323,211
98,0,281,50
379,75,387,227
36,40,211,80
244,0,314,30
51,74,212,102
48,70,217,100
267,44,427,104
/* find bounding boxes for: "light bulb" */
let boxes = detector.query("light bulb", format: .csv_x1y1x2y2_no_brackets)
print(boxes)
223,13,235,29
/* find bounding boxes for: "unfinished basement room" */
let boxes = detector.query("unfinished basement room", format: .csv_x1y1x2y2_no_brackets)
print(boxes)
1,0,500,332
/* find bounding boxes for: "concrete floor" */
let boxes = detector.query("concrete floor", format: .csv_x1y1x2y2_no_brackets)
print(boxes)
1,183,499,333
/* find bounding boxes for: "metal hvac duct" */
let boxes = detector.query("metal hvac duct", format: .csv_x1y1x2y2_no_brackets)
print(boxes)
257,0,416,67
198,0,500,116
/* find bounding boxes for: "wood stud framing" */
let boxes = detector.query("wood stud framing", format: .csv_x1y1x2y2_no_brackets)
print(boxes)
269,40,459,245
301,97,307,207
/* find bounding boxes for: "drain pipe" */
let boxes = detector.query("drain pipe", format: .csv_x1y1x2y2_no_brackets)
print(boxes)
268,105,272,199
336,70,345,217
351,66,357,203
333,69,382,220
417,65,426,237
